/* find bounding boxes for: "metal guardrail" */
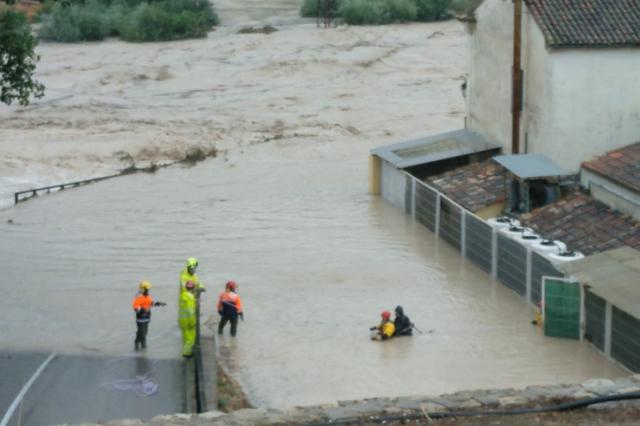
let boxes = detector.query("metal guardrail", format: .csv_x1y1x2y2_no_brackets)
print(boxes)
13,173,123,205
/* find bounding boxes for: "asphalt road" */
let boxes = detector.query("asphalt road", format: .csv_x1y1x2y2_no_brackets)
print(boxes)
0,351,185,425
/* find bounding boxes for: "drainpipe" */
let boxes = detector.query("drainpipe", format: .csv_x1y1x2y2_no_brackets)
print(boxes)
511,0,523,154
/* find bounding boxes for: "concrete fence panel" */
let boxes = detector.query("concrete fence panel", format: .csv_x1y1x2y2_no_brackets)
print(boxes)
531,253,565,306
439,199,462,251
497,234,527,297
414,183,438,232
465,215,493,273
584,288,606,352
611,306,640,373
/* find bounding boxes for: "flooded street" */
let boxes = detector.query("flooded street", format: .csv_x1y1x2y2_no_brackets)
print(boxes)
0,137,627,411
0,0,630,418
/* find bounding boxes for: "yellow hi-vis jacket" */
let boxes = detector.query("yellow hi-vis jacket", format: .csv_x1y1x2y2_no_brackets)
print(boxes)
179,268,204,291
178,290,196,329
379,321,395,339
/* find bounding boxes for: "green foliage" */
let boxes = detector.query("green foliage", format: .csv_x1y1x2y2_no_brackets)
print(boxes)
339,0,384,25
384,0,417,22
38,0,219,42
300,0,319,17
302,0,450,23
415,0,450,21
0,9,45,105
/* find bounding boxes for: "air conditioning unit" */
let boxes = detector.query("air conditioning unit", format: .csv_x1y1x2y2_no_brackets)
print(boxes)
531,239,567,255
547,250,585,264
514,227,543,246
487,216,519,229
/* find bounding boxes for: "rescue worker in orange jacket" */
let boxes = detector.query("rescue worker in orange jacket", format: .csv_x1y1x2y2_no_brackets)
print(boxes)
217,280,243,337
132,280,166,351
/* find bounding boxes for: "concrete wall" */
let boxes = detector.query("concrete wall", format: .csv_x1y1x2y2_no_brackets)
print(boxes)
581,169,640,220
466,0,640,173
380,159,407,211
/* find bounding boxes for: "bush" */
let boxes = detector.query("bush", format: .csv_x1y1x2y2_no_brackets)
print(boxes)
38,0,218,42
339,0,385,25
415,0,450,21
118,0,216,41
300,0,319,17
384,0,417,22
301,0,451,23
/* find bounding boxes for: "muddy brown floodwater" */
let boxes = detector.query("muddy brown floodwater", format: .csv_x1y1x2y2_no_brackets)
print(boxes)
0,136,627,410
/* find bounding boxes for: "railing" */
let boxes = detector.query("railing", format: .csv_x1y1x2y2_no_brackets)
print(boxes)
13,174,122,204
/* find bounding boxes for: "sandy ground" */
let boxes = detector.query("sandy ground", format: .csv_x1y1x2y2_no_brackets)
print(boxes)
0,0,467,207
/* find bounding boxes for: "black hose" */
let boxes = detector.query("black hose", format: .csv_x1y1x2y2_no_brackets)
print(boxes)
304,391,640,425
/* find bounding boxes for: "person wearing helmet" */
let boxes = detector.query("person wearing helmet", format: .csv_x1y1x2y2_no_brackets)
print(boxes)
179,257,205,293
217,280,244,337
179,280,197,357
393,305,413,336
132,280,166,351
370,311,395,341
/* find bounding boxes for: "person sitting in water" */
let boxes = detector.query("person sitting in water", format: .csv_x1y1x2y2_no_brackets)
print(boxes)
393,305,413,337
370,311,395,341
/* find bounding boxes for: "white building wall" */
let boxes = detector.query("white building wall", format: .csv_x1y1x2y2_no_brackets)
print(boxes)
466,0,513,148
540,50,640,171
521,11,553,156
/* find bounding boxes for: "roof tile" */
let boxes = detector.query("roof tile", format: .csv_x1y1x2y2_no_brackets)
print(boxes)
521,192,640,255
525,0,640,48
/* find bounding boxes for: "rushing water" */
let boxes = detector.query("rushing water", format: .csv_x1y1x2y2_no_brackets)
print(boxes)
0,138,627,409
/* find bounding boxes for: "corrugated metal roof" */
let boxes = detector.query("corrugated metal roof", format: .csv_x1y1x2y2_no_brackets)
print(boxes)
558,247,640,318
371,129,500,169
493,154,570,179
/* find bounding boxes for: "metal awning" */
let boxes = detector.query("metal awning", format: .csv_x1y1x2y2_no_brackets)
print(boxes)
371,129,501,169
493,154,570,179
558,247,640,318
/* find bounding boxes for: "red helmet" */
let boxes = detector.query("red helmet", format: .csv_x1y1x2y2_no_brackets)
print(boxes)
381,311,391,320
185,280,195,289
226,280,237,291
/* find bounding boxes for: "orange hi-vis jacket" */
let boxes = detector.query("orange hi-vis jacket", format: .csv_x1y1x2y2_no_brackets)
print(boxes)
217,290,243,316
133,294,154,322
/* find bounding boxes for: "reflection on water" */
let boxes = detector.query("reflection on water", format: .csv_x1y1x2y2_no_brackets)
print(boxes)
0,139,628,409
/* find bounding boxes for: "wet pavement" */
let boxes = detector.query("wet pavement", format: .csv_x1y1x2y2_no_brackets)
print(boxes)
0,351,184,425
0,137,628,416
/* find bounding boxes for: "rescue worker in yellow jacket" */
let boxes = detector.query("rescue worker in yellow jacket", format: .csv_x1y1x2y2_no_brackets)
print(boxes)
217,281,243,337
370,311,395,341
179,281,197,357
132,280,166,351
179,257,205,293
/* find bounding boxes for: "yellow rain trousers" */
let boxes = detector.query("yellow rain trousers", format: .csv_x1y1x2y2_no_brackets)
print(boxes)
179,290,197,356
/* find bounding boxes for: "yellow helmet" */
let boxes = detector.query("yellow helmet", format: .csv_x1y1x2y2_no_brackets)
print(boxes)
186,257,198,268
139,280,152,291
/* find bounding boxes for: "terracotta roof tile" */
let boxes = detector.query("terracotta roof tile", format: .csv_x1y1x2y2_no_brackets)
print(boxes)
582,141,640,194
525,0,640,48
521,192,640,255
426,160,504,212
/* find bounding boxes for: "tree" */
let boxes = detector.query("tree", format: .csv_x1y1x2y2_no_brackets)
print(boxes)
0,9,45,106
